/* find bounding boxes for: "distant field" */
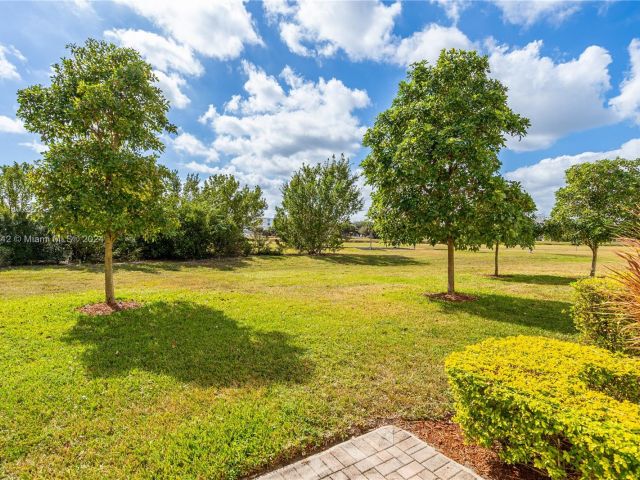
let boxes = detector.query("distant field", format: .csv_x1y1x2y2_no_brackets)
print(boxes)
0,242,624,478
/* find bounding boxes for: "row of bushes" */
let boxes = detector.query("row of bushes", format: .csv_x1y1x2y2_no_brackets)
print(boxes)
446,336,640,479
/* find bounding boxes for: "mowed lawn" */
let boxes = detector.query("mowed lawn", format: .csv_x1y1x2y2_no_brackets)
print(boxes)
0,242,622,479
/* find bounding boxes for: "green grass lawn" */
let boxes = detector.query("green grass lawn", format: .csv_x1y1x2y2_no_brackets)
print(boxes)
0,242,623,479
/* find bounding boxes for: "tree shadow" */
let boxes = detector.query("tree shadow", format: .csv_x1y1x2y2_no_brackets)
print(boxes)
437,294,575,334
64,301,312,387
312,254,425,266
492,274,580,286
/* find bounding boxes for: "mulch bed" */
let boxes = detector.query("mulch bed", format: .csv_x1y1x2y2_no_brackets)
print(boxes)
425,292,478,302
77,300,141,316
401,417,549,480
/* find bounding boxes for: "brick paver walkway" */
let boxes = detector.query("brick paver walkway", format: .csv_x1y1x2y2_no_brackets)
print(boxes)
258,425,483,480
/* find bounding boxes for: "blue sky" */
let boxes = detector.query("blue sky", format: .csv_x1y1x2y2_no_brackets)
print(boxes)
1,1,640,216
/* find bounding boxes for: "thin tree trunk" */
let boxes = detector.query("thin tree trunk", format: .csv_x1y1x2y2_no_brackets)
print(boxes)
590,244,598,277
104,233,116,306
447,237,455,295
494,242,499,277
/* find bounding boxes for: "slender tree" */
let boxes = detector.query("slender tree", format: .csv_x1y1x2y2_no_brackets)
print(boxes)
17,39,176,306
275,154,362,254
479,177,537,276
362,49,529,296
550,158,640,276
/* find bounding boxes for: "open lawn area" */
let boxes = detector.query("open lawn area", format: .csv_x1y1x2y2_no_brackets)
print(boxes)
0,242,623,479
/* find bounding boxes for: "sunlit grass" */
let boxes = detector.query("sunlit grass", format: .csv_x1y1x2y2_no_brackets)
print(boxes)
0,242,623,478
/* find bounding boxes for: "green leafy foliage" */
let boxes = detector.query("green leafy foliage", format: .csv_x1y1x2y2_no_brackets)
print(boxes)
274,155,362,254
550,158,640,276
362,49,529,293
571,277,634,353
446,336,640,480
478,177,537,275
16,39,177,303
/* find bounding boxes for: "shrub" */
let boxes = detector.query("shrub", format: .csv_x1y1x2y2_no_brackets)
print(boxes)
613,236,640,352
446,336,640,480
571,277,633,353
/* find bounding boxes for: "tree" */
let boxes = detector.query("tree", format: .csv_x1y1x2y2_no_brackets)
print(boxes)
274,155,363,254
550,158,640,277
362,49,529,296
479,177,537,276
17,39,177,306
0,162,34,215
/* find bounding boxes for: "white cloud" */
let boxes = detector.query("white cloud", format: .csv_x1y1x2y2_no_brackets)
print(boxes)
173,132,219,163
430,0,470,23
0,44,25,80
488,39,616,151
394,24,475,66
265,0,401,61
610,38,640,123
19,140,47,154
116,0,262,60
188,63,370,213
505,138,640,213
104,29,203,76
491,0,581,26
154,70,190,109
0,115,25,133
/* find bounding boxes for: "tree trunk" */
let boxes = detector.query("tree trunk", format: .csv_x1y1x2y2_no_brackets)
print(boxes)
590,244,598,277
447,237,455,295
104,233,116,306
494,242,500,277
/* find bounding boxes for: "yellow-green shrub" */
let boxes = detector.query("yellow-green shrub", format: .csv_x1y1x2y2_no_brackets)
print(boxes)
571,277,632,353
445,336,640,480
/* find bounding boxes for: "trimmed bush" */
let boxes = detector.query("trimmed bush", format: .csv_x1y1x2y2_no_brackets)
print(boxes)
446,336,640,480
571,277,633,353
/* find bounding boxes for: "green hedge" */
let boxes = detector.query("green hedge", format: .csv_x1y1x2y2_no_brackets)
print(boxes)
446,336,640,479
571,277,633,353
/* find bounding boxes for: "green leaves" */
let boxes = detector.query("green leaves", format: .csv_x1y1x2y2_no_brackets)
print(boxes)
362,49,530,249
274,154,363,254
551,158,640,248
16,39,177,241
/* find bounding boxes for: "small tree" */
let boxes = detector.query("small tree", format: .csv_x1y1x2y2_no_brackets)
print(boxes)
17,39,177,306
550,158,640,276
479,177,537,276
274,155,362,254
362,49,529,296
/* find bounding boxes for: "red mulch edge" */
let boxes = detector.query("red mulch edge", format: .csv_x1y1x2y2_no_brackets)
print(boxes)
401,418,549,480
77,301,141,316
425,292,478,302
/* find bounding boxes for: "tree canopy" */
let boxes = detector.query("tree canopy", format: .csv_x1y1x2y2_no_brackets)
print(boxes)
550,158,640,276
362,49,529,295
479,177,537,276
16,39,177,305
274,154,362,254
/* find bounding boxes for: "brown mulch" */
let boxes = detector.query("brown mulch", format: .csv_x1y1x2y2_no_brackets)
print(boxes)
77,301,141,316
401,418,549,480
425,292,478,302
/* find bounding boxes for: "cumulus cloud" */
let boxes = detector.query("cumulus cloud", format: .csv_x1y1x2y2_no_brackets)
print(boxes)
265,0,401,61
19,140,47,154
115,0,262,60
430,0,470,23
104,29,203,76
491,0,581,26
0,115,25,134
394,24,475,65
154,70,190,109
505,138,640,214
487,39,616,151
182,63,370,213
610,38,640,123
173,132,219,163
0,44,25,80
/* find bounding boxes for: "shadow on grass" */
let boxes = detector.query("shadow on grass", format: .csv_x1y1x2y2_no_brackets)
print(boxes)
438,294,575,334
64,301,312,387
493,274,579,286
313,253,424,266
